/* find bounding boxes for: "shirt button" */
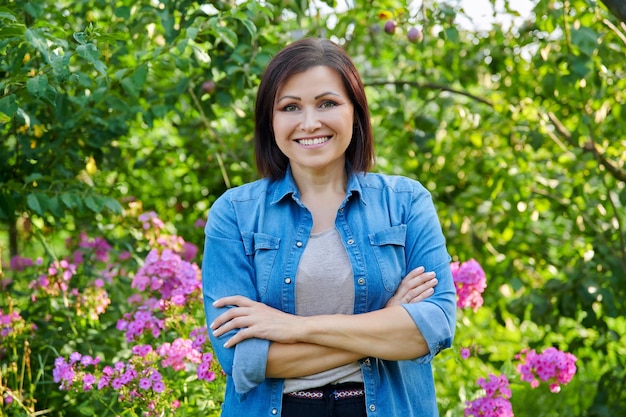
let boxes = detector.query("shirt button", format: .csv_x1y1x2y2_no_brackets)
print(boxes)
296,241,303,247
357,278,365,285
271,408,278,415
338,208,343,213
363,357,371,365
369,404,376,412
285,278,292,284
347,239,354,245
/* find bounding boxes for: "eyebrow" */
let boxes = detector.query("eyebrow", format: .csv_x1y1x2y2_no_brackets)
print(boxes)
276,91,341,102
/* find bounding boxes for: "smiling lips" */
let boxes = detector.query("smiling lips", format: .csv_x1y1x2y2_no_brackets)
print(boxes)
296,136,332,146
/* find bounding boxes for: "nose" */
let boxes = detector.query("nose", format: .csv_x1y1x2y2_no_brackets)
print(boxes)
299,108,321,132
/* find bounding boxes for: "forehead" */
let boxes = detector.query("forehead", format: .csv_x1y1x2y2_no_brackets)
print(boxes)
277,66,346,96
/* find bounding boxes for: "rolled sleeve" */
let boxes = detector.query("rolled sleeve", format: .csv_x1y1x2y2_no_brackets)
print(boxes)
402,298,455,363
202,194,270,394
402,182,457,362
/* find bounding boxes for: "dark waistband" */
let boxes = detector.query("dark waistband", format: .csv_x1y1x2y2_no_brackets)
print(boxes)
285,382,365,400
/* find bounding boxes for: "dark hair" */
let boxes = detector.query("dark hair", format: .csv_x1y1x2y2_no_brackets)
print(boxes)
254,38,374,180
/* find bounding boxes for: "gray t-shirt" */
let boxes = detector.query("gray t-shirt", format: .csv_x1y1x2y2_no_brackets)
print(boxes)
283,227,363,393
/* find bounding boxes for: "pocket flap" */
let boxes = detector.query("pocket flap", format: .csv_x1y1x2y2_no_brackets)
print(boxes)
368,224,407,246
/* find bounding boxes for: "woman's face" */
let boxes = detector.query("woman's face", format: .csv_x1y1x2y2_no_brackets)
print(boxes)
272,65,354,177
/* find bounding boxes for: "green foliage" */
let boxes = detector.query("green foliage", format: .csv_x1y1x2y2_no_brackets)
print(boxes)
2,0,625,415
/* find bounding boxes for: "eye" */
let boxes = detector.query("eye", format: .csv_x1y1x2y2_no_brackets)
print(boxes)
320,100,338,109
280,104,299,112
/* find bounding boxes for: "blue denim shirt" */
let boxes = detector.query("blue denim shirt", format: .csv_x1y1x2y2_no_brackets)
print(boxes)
202,167,456,417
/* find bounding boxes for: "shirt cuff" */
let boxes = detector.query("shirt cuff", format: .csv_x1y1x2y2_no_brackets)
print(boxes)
232,338,271,394
401,301,455,363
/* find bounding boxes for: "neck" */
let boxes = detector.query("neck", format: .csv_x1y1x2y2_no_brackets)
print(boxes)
291,162,347,198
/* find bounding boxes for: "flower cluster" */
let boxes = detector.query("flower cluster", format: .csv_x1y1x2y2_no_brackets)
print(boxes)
53,350,177,416
116,308,165,342
131,248,201,306
516,347,578,393
53,325,219,415
1,309,25,338
139,211,166,232
9,255,35,272
69,231,113,264
451,258,487,312
53,352,101,391
74,279,111,322
464,374,514,417
29,258,77,297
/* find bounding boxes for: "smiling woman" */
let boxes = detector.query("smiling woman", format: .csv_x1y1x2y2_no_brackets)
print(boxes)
201,37,456,417
271,66,354,188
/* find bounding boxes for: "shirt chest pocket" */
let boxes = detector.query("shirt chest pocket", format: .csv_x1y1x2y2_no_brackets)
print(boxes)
368,224,407,292
242,232,280,297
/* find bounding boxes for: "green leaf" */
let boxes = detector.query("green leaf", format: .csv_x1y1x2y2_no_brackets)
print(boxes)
103,197,123,214
26,193,47,216
26,74,49,99
75,43,107,75
121,63,148,98
73,31,87,45
0,8,18,22
83,195,101,213
47,195,64,217
60,193,74,209
215,25,238,49
50,51,71,81
239,18,257,37
0,94,17,117
0,22,26,38
24,2,44,18
24,173,44,183
192,45,211,65
571,26,598,57
25,28,50,62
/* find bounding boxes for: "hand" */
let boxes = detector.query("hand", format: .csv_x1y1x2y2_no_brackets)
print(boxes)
210,296,302,348
385,266,437,308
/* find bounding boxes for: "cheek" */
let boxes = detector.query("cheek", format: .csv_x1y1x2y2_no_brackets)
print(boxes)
271,116,293,140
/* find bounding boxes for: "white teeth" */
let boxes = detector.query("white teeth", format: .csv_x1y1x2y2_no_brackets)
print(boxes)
298,136,330,146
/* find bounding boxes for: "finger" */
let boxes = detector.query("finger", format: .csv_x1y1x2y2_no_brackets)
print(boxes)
210,305,251,330
223,327,252,348
407,277,438,302
396,270,435,297
212,310,252,337
404,266,425,280
212,295,254,308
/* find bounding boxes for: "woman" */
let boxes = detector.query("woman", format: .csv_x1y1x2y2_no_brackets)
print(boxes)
202,37,456,417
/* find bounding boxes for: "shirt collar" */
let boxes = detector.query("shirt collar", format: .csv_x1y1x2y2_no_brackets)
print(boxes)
269,164,366,205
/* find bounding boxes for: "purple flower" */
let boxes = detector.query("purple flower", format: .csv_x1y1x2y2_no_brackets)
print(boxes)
139,378,152,390
152,380,165,393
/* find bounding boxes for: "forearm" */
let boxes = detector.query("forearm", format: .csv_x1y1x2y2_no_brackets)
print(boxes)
298,306,428,361
266,342,364,378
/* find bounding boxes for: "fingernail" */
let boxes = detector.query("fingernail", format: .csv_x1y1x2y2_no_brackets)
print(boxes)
209,322,215,329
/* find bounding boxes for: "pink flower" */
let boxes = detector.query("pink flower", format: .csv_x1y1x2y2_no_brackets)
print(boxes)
516,347,577,393
451,259,486,312
461,347,471,360
464,374,513,417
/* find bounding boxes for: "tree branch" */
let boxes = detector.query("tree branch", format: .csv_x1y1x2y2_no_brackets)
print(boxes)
545,111,626,182
365,80,494,107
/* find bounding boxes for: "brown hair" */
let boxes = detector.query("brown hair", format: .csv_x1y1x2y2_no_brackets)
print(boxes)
254,38,374,180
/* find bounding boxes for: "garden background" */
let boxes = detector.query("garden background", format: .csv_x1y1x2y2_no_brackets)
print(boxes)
1,0,625,415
